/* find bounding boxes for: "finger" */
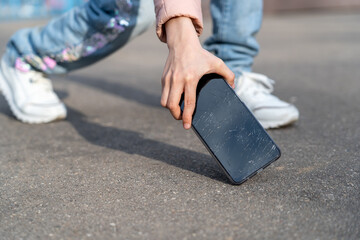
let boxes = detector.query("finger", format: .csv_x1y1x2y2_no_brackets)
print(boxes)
213,60,235,88
182,82,197,129
161,75,170,108
166,81,183,120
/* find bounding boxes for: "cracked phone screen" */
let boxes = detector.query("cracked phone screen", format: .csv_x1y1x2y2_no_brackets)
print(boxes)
181,74,281,184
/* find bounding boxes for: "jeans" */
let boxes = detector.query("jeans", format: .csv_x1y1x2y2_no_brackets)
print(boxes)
6,0,262,76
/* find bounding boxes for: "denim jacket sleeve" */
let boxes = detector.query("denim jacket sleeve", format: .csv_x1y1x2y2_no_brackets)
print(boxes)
154,0,203,43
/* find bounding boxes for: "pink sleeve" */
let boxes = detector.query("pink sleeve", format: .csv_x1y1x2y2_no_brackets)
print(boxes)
154,0,203,43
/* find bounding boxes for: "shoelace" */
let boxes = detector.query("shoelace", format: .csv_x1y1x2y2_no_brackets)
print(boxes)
27,71,53,91
241,72,275,95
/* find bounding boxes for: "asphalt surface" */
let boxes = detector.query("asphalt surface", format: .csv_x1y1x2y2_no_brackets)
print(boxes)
0,12,359,240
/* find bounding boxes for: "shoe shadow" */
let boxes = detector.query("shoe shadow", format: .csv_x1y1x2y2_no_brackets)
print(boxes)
0,95,13,120
62,75,160,108
66,106,229,183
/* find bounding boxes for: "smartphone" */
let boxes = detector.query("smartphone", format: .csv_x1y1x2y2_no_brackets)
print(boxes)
180,74,281,184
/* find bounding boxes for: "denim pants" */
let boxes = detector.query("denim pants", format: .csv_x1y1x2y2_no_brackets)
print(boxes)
6,0,262,76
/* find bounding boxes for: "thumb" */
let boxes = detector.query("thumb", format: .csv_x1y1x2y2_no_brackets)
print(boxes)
213,60,235,88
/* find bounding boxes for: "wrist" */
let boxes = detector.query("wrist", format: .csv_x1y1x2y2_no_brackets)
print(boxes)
165,17,200,49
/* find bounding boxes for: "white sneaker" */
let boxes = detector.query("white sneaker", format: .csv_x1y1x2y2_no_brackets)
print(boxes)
0,55,66,124
234,72,299,129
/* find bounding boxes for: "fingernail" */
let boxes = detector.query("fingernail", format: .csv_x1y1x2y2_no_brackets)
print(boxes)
184,123,191,129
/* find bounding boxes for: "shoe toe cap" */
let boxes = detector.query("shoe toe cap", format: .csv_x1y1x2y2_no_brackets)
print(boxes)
253,104,299,129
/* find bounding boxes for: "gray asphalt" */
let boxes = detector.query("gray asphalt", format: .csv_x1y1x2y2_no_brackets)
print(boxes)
0,12,359,240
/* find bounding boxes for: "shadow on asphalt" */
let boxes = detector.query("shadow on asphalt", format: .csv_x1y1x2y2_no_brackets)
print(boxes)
0,95,14,120
66,106,230,184
0,87,228,183
64,75,161,108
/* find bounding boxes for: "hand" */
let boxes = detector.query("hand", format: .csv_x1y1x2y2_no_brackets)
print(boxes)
161,17,235,130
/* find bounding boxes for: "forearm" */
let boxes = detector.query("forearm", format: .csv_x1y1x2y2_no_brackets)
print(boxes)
153,0,203,42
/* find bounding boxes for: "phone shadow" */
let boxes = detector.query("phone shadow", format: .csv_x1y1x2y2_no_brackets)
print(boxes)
66,106,229,184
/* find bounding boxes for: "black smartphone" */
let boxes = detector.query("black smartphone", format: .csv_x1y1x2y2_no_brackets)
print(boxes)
180,74,281,184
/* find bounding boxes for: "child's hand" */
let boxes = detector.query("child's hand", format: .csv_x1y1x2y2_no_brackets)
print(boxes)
161,17,235,129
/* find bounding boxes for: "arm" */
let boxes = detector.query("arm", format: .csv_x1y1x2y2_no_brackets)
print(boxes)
155,2,235,130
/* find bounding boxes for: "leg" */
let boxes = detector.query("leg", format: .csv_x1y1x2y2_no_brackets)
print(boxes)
204,0,262,73
0,0,154,123
205,0,299,129
6,0,155,75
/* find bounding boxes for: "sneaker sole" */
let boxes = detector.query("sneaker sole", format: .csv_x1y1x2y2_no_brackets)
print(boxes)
0,64,66,124
259,113,299,129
